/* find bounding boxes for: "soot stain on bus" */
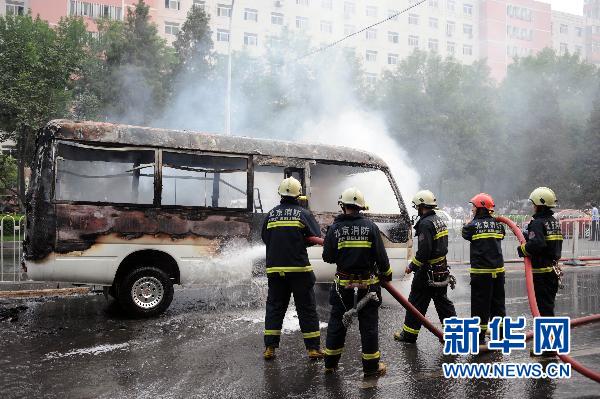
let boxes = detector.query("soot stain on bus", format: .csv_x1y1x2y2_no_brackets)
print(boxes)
24,120,411,263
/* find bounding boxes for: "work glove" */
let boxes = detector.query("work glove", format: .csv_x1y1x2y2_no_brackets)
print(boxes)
517,244,525,258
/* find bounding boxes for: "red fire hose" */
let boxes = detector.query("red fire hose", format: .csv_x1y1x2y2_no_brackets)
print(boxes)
495,216,600,383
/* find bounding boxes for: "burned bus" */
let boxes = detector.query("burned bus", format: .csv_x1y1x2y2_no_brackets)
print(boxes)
24,120,412,317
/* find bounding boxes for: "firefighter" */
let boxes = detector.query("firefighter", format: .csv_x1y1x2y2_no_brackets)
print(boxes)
322,187,391,377
517,187,563,318
461,193,506,344
394,190,457,343
261,177,324,360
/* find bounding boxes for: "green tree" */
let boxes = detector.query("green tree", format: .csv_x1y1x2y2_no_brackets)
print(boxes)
173,5,213,75
0,154,18,201
0,14,89,208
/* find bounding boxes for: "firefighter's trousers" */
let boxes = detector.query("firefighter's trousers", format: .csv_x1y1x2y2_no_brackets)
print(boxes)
324,284,382,373
401,268,456,337
470,272,506,331
264,272,321,349
533,271,559,317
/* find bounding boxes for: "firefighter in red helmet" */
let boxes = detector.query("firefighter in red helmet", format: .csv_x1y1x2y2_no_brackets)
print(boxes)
461,193,506,344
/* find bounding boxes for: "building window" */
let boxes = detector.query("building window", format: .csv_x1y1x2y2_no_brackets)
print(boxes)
322,0,333,9
244,33,258,46
507,5,532,21
217,29,230,42
217,4,232,17
408,14,419,25
429,17,438,29
447,41,455,55
365,50,377,62
447,0,455,12
296,16,309,30
463,24,473,39
321,20,333,33
429,39,439,52
560,24,568,34
446,21,455,37
5,0,25,15
366,73,377,85
388,31,399,43
296,0,309,5
271,12,284,25
165,21,180,35
366,5,378,17
560,43,568,54
576,27,583,37
429,0,439,8
344,24,355,35
366,28,377,40
193,0,205,10
243,8,258,22
164,0,180,10
575,45,583,54
388,53,399,65
388,9,399,21
463,44,472,55
408,35,419,47
463,3,473,16
69,1,123,20
344,2,356,18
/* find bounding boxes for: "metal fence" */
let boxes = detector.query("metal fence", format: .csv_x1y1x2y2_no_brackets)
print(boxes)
0,215,25,282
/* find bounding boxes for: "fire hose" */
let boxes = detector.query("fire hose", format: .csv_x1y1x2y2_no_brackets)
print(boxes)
307,226,600,382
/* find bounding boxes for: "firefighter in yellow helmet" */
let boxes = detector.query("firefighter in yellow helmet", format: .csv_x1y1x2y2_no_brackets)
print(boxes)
261,177,324,360
517,187,563,318
394,190,456,343
322,187,391,377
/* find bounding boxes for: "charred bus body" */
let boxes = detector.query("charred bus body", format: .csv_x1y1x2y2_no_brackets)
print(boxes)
24,120,412,316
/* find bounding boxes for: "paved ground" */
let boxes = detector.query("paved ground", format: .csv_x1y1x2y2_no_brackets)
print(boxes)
0,265,599,399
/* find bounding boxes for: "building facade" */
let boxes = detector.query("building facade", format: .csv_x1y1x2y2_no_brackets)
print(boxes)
551,10,585,57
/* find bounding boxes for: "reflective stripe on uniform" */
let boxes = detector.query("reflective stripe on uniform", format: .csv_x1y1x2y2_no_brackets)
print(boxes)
469,266,505,278
411,257,424,267
545,234,563,241
472,233,504,240
267,220,305,229
264,329,281,336
403,324,420,335
480,324,488,330
303,331,320,339
433,230,449,240
337,240,372,249
429,255,446,264
266,266,313,274
520,243,529,256
336,276,380,286
532,267,554,273
362,351,381,360
324,347,344,356
383,268,392,276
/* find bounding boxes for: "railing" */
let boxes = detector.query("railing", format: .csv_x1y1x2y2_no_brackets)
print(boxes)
0,215,25,282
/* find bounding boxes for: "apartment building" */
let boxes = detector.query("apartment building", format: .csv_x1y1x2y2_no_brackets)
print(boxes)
552,10,585,56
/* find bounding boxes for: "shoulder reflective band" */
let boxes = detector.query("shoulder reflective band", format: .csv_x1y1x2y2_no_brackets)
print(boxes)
324,347,344,356
472,232,504,240
520,243,529,256
403,324,420,335
545,234,563,241
362,351,381,360
267,220,305,229
264,329,281,336
266,266,313,274
411,257,424,267
336,276,380,286
337,240,373,249
532,267,554,273
429,256,446,264
433,230,449,240
469,266,506,278
303,331,321,339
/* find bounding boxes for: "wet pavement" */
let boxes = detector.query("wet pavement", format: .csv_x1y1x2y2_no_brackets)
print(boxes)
0,266,599,399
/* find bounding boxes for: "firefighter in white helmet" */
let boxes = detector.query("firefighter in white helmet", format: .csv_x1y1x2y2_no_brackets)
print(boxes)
394,190,457,343
262,176,324,360
322,187,391,378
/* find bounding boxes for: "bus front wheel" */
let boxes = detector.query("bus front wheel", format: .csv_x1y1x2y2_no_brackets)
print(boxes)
117,266,174,317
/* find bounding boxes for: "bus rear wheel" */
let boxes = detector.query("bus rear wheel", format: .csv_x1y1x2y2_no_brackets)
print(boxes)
117,266,174,318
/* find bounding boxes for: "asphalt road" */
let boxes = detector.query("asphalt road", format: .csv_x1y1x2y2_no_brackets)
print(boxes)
1,266,599,399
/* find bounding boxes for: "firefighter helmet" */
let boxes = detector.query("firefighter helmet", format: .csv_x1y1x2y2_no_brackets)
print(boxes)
529,187,557,208
278,177,302,198
338,187,368,210
470,193,495,211
411,190,438,209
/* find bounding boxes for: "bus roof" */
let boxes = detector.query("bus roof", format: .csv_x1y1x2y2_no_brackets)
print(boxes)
44,120,388,167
